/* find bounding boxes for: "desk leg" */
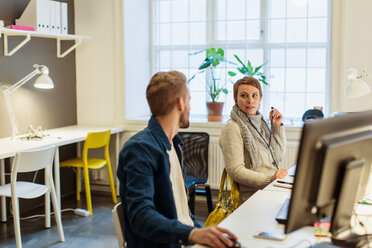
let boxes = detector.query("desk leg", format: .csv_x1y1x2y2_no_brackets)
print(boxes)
1,159,6,222
54,148,61,209
115,133,120,196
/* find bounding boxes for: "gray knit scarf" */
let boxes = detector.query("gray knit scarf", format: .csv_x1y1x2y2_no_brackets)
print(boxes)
230,105,281,171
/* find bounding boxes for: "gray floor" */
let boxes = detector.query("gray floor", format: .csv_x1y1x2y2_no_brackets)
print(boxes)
0,192,214,248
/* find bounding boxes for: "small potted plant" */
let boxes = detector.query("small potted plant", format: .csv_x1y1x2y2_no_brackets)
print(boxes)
189,48,233,122
228,54,269,85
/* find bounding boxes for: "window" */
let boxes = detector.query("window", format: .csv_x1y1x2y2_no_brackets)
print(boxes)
152,0,331,124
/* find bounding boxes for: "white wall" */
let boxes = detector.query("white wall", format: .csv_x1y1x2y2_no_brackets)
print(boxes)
74,0,125,126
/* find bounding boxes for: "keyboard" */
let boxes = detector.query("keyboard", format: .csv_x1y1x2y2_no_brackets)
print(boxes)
275,198,290,224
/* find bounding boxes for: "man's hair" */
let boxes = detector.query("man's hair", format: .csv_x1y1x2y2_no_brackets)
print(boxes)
146,70,188,117
233,76,263,102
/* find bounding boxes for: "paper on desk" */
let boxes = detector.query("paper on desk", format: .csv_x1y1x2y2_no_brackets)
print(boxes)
355,204,372,216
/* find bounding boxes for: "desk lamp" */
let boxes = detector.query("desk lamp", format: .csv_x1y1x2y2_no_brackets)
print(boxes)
1,64,54,139
345,68,370,99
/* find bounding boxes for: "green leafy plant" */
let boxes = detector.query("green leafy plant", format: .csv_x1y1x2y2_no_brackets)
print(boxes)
228,54,269,85
189,48,233,102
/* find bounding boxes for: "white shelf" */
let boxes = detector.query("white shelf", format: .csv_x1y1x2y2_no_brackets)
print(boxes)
0,28,90,58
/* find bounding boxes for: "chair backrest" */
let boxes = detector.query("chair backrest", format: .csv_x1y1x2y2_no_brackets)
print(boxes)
12,146,55,174
178,132,209,183
112,202,126,248
82,129,111,159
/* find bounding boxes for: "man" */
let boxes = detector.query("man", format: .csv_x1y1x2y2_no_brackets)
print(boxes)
117,71,237,248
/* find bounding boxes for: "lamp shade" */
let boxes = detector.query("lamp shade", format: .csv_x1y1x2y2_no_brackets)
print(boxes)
345,78,370,99
34,74,54,89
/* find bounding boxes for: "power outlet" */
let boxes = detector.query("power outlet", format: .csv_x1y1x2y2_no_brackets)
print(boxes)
74,208,90,217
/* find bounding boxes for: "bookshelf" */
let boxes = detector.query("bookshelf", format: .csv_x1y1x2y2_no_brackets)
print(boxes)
0,27,90,58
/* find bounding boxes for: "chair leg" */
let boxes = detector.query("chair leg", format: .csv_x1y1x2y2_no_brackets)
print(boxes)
188,184,196,215
105,159,117,204
45,191,51,228
83,166,93,215
49,181,65,242
205,185,213,213
12,197,22,248
76,167,81,201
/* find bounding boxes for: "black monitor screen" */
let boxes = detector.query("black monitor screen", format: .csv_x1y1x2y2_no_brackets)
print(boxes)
285,110,372,235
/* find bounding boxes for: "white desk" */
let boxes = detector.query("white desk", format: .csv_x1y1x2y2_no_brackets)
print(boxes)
0,125,124,221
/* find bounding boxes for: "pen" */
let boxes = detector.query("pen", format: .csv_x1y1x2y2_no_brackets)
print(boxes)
277,180,293,185
360,201,372,205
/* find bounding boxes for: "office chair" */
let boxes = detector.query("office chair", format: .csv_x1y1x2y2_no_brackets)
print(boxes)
112,202,126,248
0,146,65,248
178,132,213,214
60,129,117,215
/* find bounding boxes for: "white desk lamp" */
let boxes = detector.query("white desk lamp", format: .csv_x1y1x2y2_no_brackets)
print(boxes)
345,68,371,99
1,64,54,139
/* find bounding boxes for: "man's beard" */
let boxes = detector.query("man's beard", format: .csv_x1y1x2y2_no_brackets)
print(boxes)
179,109,190,128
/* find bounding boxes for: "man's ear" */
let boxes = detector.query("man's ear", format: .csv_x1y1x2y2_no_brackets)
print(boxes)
176,97,184,111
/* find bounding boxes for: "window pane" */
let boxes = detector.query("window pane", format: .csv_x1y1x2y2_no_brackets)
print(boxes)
190,22,206,45
190,92,207,115
227,0,246,20
172,0,188,22
286,68,306,92
172,50,189,68
246,49,264,66
269,0,286,18
189,49,205,69
216,0,227,20
309,0,328,17
285,93,306,118
227,21,246,40
269,19,285,43
190,0,206,21
171,23,188,45
308,18,328,42
159,50,171,68
307,48,326,68
188,72,206,91
247,0,260,19
269,68,285,92
307,68,326,92
306,93,325,110
270,48,285,67
287,19,307,43
226,49,245,64
158,1,171,23
286,48,306,67
287,0,308,18
269,92,285,114
246,20,260,39
159,24,171,45
216,21,226,40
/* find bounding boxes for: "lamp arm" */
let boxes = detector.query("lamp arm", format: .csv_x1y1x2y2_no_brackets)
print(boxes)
5,68,41,95
3,91,19,138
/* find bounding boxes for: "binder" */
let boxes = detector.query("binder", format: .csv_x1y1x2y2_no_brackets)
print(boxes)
16,0,51,33
54,1,61,34
49,0,56,33
60,2,68,34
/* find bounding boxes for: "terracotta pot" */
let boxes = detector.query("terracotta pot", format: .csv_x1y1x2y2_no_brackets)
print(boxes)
206,102,224,122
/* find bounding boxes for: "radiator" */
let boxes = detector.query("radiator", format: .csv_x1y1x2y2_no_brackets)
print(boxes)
207,137,299,190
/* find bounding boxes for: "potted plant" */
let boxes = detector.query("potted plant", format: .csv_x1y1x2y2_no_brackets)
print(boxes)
228,54,269,85
189,48,232,122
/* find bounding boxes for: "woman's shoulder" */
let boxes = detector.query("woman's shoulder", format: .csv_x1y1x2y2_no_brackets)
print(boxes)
221,120,241,136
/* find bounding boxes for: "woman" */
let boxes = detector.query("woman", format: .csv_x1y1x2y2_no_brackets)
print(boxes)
219,76,288,204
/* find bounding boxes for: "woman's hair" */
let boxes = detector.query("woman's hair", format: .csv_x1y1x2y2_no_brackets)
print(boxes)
146,70,188,117
233,76,263,102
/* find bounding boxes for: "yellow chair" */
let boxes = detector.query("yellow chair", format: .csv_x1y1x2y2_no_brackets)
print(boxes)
60,129,117,215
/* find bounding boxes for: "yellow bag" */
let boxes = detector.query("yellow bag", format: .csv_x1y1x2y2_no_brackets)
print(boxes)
204,169,239,227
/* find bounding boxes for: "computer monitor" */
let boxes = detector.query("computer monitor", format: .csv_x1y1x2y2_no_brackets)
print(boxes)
285,110,372,237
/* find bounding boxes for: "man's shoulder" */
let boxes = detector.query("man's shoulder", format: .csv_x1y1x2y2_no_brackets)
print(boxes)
122,128,161,154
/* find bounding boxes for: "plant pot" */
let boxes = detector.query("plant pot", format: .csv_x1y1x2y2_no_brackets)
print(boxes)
206,102,224,122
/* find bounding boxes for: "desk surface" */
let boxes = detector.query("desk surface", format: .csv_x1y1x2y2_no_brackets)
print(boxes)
0,125,124,159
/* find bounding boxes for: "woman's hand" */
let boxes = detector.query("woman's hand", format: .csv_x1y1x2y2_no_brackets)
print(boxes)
271,169,288,181
270,108,283,126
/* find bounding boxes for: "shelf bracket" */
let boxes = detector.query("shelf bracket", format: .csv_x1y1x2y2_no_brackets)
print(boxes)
3,33,31,56
57,37,82,58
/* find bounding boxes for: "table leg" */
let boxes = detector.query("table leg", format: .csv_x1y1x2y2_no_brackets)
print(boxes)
54,148,61,208
1,159,6,222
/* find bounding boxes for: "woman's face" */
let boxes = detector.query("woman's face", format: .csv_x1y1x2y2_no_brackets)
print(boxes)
236,84,262,115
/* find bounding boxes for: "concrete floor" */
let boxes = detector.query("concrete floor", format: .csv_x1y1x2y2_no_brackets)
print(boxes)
0,192,214,248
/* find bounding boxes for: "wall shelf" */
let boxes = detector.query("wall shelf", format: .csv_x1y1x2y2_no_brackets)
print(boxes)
0,28,90,58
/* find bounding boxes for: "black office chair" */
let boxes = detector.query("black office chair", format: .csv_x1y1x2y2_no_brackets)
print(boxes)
178,132,213,215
